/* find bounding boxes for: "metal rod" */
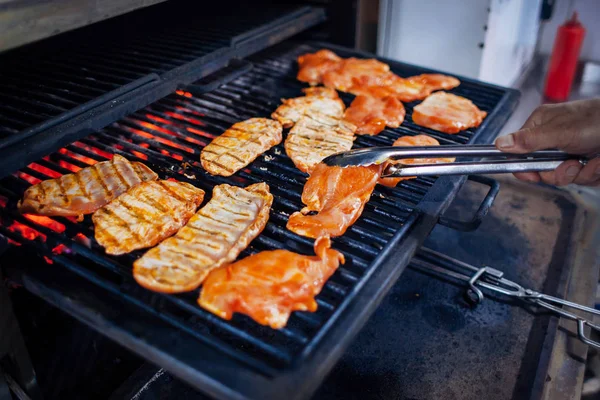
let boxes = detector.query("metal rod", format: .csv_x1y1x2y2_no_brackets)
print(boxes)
412,247,600,350
383,159,565,177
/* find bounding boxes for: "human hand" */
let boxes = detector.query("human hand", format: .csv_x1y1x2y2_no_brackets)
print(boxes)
495,99,600,186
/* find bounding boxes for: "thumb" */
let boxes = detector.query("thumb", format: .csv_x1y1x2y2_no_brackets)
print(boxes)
495,126,552,153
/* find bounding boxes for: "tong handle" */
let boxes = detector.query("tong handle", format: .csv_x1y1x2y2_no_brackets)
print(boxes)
383,159,567,177
384,145,574,161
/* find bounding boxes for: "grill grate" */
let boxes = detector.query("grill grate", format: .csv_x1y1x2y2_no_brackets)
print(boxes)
0,41,518,399
0,1,322,140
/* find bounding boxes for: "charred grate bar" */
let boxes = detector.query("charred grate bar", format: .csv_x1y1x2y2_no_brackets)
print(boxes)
0,41,519,399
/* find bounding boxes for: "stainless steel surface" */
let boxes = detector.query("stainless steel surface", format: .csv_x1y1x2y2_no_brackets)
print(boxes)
322,144,573,168
383,159,565,177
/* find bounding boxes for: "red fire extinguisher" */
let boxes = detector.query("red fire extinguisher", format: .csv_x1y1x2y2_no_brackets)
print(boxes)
544,12,586,101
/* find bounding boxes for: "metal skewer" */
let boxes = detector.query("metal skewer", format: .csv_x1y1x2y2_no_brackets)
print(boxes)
411,247,600,350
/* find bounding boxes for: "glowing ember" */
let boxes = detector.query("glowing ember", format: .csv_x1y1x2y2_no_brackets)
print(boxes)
165,111,205,126
175,90,193,98
128,127,193,153
160,149,183,161
73,233,92,248
28,163,61,178
131,150,149,160
24,214,66,233
58,148,97,165
9,221,45,241
44,256,54,264
52,243,70,255
72,142,113,159
146,114,173,125
186,127,215,140
0,196,7,207
58,160,81,173
15,171,40,185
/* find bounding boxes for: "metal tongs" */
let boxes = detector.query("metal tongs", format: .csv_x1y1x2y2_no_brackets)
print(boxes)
322,144,588,177
412,247,600,349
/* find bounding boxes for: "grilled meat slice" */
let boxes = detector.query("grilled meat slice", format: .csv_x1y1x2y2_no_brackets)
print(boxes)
284,113,356,174
287,163,380,238
271,87,345,128
18,154,157,218
201,118,282,176
297,49,342,86
322,58,391,91
379,135,456,187
412,92,487,134
199,236,344,329
343,94,405,135
409,73,460,92
93,180,204,255
133,183,273,293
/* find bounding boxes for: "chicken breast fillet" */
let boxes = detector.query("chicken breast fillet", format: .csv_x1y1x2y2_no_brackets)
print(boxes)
133,183,273,293
287,163,381,238
322,58,391,91
284,113,356,174
297,49,342,86
93,180,204,255
18,154,158,218
412,92,487,134
343,94,405,135
199,236,345,329
201,118,282,176
271,87,345,128
378,135,456,187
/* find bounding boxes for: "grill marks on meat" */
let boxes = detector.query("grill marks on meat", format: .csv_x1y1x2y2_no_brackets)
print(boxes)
133,183,273,293
378,135,456,187
285,113,356,174
343,94,405,135
287,163,381,238
297,49,342,86
199,236,344,329
201,118,282,176
18,154,158,217
93,180,204,255
412,92,487,133
271,87,345,128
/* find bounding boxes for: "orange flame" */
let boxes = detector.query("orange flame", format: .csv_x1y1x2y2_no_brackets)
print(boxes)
9,221,45,241
165,111,205,126
52,244,70,255
58,148,96,165
73,233,92,248
128,127,193,153
186,127,215,140
15,171,40,185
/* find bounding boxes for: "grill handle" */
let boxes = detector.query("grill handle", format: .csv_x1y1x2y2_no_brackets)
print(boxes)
438,175,500,232
178,59,253,97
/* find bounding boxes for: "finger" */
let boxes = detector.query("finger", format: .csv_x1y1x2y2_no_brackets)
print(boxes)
573,157,600,186
551,160,584,186
494,126,551,154
513,172,541,183
539,170,558,185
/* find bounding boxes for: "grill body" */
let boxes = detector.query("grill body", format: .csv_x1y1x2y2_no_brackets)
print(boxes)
0,41,519,400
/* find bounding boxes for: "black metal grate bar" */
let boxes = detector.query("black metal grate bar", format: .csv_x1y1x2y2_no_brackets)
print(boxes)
0,41,519,399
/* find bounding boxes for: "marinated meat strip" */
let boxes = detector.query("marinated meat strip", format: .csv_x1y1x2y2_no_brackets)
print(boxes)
409,73,460,92
378,135,456,187
93,180,204,255
343,94,405,135
201,118,282,176
18,154,157,218
271,87,345,128
322,58,391,91
287,163,380,238
134,183,272,293
297,49,342,86
284,113,356,174
412,92,487,134
199,236,344,329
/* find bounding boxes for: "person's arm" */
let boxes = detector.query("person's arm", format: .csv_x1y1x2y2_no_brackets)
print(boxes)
494,99,600,186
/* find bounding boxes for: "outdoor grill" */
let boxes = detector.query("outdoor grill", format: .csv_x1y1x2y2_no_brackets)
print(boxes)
5,2,585,399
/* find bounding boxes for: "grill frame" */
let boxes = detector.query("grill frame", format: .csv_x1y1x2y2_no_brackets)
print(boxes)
0,41,520,400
